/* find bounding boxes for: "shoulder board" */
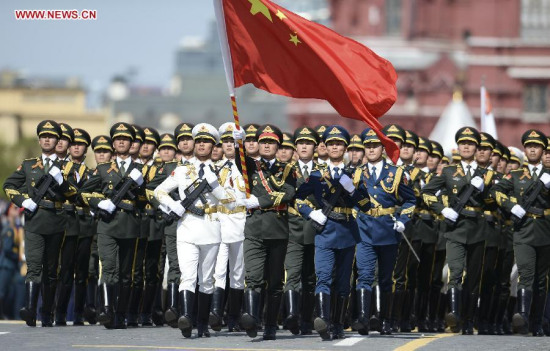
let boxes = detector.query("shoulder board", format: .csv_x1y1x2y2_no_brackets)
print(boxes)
148,165,158,181
410,167,420,181
23,157,40,163
97,161,112,167
63,161,74,176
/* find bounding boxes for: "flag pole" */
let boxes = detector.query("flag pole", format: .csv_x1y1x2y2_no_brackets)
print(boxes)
214,0,250,197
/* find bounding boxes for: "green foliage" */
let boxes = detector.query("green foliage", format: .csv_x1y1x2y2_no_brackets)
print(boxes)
0,138,40,199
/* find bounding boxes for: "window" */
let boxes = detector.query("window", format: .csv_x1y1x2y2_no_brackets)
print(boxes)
523,83,548,113
521,0,550,39
386,0,402,36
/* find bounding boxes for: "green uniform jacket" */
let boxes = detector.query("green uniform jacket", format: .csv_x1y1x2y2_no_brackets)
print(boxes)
79,160,146,239
414,170,438,244
491,167,550,247
61,160,94,237
145,160,179,241
4,157,73,235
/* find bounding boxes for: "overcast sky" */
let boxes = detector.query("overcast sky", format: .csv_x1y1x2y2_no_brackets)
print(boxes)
0,1,214,92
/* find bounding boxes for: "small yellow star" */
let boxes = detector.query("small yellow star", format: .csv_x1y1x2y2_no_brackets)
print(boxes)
289,33,301,46
249,0,272,22
276,10,287,21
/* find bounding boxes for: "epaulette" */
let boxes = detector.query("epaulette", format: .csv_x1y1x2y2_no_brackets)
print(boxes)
23,157,40,162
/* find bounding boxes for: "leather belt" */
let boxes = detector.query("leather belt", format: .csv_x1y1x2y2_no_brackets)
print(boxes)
363,207,396,217
415,209,434,221
483,210,498,223
218,206,246,215
526,208,550,219
460,206,482,218
248,204,288,215
39,199,62,210
117,199,135,211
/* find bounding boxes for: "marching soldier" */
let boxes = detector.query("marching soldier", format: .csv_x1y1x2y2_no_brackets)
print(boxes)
422,127,496,335
544,137,550,168
277,132,295,163
154,123,237,338
232,124,297,340
55,128,95,326
353,128,415,336
492,130,550,336
296,125,370,340
174,123,195,163
347,134,365,169
315,125,329,164
130,125,145,161
243,123,261,160
3,120,73,327
209,123,247,333
56,123,74,162
382,124,406,164
283,126,320,335
80,122,146,329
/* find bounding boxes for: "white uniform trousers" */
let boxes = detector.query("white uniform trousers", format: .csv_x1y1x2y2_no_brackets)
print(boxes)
213,240,245,290
177,241,219,294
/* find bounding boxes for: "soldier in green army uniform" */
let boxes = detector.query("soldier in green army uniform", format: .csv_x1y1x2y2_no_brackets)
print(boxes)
283,127,321,335
347,134,365,169
84,135,114,325
127,127,160,327
55,123,74,162
79,122,146,329
174,123,195,164
243,124,261,160
277,132,295,163
55,128,95,326
3,120,74,327
422,127,497,335
130,125,145,161
232,124,297,340
492,130,550,336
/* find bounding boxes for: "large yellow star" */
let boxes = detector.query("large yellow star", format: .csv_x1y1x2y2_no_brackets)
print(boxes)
289,33,301,46
249,0,272,22
276,10,287,21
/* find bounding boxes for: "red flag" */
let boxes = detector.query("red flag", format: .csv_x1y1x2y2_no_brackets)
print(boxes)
216,0,399,161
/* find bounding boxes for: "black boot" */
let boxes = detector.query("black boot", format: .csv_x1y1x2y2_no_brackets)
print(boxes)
55,284,73,326
436,292,447,332
446,288,461,333
332,295,349,339
164,283,179,328
40,283,57,327
300,291,314,335
314,292,331,340
494,292,509,335
370,285,382,332
461,293,476,335
283,290,300,335
352,289,371,335
227,288,243,332
478,290,492,335
512,289,532,335
531,291,546,337
427,287,441,332
416,291,429,332
178,290,195,338
98,284,115,329
380,292,393,335
390,289,404,333
114,285,131,329
209,287,225,332
400,289,413,332
197,292,212,337
20,282,40,327
73,283,87,326
263,293,282,340
140,284,157,326
84,278,98,325
152,284,164,326
240,290,260,338
126,286,142,327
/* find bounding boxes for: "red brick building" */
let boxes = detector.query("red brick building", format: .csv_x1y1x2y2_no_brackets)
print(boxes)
288,0,550,148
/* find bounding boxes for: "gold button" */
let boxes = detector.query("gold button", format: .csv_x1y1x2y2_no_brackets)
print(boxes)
374,195,378,198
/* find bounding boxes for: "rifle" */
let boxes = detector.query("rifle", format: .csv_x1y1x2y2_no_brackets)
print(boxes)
98,176,137,222
311,174,347,233
25,174,57,219
165,160,230,222
512,178,545,230
445,183,478,227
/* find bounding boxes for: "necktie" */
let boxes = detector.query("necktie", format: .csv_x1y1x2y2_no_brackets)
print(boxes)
302,165,309,179
465,165,472,183
199,163,205,178
44,158,51,173
532,168,539,182
183,160,190,166
333,167,340,180
120,161,126,177
371,166,377,180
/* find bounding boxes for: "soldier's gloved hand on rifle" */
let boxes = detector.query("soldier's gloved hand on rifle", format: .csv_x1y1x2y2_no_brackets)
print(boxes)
309,209,327,226
48,166,63,185
441,207,459,222
159,203,171,215
243,195,260,210
21,198,38,213
167,200,185,217
203,167,220,188
393,220,406,233
98,199,116,214
540,173,550,189
232,128,246,141
511,204,526,219
129,168,144,186
471,176,484,191
339,174,355,194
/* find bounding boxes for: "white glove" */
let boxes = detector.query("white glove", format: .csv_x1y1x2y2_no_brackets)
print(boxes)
21,198,38,213
167,200,185,217
203,167,219,188
129,168,144,186
339,174,355,193
309,209,328,225
511,204,526,219
98,199,116,214
471,176,484,191
243,195,260,210
540,173,550,189
232,128,246,141
441,207,459,222
48,166,63,185
393,221,405,233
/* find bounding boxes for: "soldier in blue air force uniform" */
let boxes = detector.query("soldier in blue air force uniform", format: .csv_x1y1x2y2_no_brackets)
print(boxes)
296,125,370,341
352,128,416,336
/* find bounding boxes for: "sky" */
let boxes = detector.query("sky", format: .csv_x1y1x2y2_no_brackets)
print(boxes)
0,1,215,94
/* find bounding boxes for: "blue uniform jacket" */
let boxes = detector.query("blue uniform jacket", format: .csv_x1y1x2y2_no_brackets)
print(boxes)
356,160,416,245
296,166,370,249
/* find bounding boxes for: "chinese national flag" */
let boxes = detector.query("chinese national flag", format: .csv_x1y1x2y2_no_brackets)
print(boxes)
217,0,399,161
